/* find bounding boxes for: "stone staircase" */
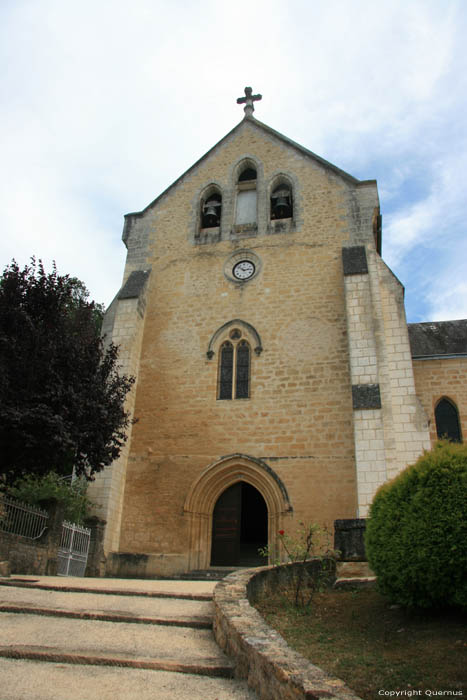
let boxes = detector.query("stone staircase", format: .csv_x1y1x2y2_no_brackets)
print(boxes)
0,576,257,700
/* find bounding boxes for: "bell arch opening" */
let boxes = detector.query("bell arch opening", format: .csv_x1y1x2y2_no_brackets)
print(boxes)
210,481,268,567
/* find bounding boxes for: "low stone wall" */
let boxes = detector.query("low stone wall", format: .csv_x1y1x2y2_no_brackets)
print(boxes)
0,530,49,575
105,552,188,578
213,564,362,700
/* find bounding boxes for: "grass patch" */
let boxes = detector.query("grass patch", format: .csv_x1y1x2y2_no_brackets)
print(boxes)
254,587,466,699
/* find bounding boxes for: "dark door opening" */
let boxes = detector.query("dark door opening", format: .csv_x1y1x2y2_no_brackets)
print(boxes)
210,481,267,566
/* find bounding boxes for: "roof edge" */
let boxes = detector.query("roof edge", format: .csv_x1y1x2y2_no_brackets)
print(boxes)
124,115,367,220
246,116,361,185
412,354,467,360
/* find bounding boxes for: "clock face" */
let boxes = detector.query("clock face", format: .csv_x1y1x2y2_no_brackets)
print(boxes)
233,260,255,280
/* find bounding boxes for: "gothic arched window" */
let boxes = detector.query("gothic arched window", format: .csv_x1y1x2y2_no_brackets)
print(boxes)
270,183,293,220
235,340,250,399
218,334,251,400
235,165,257,226
218,341,234,399
238,167,257,182
201,191,222,229
435,398,462,442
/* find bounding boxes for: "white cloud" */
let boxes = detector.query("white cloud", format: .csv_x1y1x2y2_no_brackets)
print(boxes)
0,0,466,318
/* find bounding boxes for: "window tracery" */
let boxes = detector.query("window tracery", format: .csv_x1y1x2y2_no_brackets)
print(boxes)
217,331,251,400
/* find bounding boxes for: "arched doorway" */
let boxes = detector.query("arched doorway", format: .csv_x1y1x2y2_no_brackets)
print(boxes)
210,481,267,566
184,453,292,571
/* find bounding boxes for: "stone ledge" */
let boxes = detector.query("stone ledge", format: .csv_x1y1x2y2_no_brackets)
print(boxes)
213,565,362,700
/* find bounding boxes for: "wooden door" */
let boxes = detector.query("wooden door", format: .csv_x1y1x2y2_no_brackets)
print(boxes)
210,483,241,565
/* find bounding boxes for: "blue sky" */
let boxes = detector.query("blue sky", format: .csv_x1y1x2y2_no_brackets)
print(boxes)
1,0,466,322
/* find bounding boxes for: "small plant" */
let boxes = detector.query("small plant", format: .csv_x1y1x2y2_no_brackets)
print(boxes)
260,522,337,608
7,471,93,524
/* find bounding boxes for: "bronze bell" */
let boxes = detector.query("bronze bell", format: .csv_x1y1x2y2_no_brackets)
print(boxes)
273,195,290,219
203,201,220,227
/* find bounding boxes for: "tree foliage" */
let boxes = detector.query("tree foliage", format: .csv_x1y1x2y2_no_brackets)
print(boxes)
0,259,134,484
8,472,92,524
365,441,467,609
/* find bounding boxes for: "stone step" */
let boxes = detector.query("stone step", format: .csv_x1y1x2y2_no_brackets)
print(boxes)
0,605,212,628
0,658,258,700
0,584,213,628
0,575,260,698
0,575,215,600
178,567,238,580
0,612,233,678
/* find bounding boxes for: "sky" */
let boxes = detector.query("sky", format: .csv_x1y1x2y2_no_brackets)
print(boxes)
1,0,466,322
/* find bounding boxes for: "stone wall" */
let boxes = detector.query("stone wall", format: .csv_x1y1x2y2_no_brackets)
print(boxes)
109,118,370,567
412,357,467,444
94,116,435,575
0,530,49,575
213,565,361,700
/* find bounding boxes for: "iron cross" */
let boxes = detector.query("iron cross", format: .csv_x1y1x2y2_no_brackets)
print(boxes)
237,87,262,116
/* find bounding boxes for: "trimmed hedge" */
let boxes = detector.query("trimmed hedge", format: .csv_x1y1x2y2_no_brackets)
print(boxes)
365,441,467,609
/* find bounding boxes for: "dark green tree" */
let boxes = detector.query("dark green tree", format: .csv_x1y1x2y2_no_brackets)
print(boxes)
0,259,134,484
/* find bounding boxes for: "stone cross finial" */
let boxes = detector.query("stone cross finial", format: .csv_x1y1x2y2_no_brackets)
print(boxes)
237,86,262,116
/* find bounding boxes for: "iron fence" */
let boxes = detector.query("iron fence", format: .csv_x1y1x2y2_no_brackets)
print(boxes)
0,496,49,539
57,520,91,577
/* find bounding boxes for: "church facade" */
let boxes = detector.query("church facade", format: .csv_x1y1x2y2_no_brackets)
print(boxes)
88,93,467,578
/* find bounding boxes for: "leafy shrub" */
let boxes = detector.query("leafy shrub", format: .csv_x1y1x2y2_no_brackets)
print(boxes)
7,471,92,524
365,441,467,609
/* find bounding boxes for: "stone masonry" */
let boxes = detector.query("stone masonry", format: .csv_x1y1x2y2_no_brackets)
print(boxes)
88,111,466,577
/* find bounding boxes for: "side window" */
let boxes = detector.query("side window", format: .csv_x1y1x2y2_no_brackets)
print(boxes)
270,183,293,220
235,340,250,399
435,398,462,442
218,332,251,400
219,341,234,400
235,166,257,226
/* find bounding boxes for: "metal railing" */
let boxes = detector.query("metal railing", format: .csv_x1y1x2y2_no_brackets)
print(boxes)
57,520,91,577
0,496,49,539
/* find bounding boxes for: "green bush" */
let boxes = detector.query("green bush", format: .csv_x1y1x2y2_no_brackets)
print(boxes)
365,441,467,609
7,471,92,524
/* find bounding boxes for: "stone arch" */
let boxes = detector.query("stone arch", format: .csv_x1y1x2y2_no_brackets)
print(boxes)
206,319,262,359
193,181,224,244
199,183,223,217
184,454,292,570
269,173,294,220
232,156,262,184
268,172,296,196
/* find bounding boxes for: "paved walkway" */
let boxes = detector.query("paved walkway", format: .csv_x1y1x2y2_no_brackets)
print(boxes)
0,575,257,700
